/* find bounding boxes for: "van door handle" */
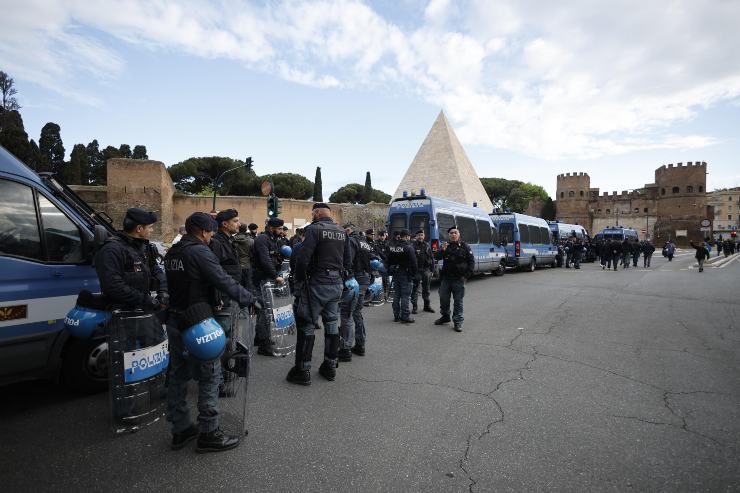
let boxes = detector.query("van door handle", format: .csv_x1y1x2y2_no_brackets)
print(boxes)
52,270,62,278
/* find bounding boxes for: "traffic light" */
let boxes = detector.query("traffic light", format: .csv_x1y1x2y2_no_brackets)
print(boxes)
732,230,737,238
267,194,281,217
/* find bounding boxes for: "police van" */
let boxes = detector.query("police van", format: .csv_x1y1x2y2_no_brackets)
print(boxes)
594,226,638,243
386,192,507,276
548,221,588,242
489,212,557,271
0,145,115,391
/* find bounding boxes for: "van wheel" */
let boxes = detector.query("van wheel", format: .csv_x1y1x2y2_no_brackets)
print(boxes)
528,258,536,272
493,263,505,276
62,337,109,394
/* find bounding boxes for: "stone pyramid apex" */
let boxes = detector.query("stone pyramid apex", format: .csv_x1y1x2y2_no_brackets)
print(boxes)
393,112,493,212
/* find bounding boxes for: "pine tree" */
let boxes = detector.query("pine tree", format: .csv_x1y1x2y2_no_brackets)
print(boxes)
39,122,65,174
132,145,148,159
118,144,132,158
363,171,372,203
313,166,323,202
63,143,87,185
86,140,105,184
0,110,31,165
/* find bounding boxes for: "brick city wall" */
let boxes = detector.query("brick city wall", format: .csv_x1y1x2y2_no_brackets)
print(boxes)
71,159,389,242
555,162,709,245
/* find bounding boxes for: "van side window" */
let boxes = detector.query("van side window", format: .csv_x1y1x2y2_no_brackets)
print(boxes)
456,216,478,244
491,225,499,244
530,225,541,244
0,180,43,260
519,224,530,243
38,195,84,263
477,219,492,243
540,227,550,244
436,213,456,241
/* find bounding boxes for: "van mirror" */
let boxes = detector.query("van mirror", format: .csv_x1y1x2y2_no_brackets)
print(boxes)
94,224,110,248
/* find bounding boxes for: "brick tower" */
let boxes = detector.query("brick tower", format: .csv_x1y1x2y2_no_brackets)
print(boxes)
654,161,708,246
555,172,591,230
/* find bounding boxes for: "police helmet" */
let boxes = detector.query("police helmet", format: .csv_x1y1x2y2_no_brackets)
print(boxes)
180,303,226,361
280,245,293,258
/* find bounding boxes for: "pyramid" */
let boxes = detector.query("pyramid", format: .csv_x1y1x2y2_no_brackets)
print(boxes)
394,111,493,212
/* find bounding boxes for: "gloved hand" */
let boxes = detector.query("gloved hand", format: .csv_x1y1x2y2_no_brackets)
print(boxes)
156,291,170,307
144,295,160,310
251,299,263,311
344,278,359,298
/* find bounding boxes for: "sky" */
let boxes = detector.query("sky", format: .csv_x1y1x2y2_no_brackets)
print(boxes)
2,0,740,199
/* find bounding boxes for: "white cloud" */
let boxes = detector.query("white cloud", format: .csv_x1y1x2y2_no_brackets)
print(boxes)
2,0,739,159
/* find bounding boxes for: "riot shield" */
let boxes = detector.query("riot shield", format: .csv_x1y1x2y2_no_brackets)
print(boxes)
108,309,169,434
217,307,252,437
261,281,296,357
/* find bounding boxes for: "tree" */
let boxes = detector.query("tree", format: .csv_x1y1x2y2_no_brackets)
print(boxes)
102,145,121,162
313,166,323,202
0,70,21,114
118,144,132,158
541,197,556,220
63,143,87,185
168,156,258,196
263,172,314,200
0,110,31,165
39,122,65,174
363,171,372,203
329,183,391,204
480,177,550,213
132,145,148,159
28,139,44,171
86,140,105,184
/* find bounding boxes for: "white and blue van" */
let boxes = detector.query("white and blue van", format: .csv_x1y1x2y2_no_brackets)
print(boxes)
594,226,638,243
0,145,114,391
386,193,507,276
489,212,557,271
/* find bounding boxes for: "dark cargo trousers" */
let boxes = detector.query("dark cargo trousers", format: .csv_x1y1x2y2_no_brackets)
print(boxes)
391,271,412,321
165,318,221,434
439,277,465,327
411,270,431,310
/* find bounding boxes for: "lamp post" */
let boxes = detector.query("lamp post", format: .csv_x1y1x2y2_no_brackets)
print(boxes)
212,157,252,212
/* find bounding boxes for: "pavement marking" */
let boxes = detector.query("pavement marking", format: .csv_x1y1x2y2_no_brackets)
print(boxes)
719,255,739,269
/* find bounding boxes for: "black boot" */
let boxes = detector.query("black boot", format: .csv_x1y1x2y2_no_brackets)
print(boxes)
319,360,336,381
287,332,313,385
412,305,418,314
195,429,240,453
338,348,352,362
351,345,365,356
435,315,451,325
400,318,415,324
423,302,435,313
320,334,340,380
171,424,198,450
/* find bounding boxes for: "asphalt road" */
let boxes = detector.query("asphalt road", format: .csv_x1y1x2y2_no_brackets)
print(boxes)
2,250,739,492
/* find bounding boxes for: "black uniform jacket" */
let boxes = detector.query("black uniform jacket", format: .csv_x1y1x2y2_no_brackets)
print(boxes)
435,241,475,279
163,235,253,310
294,217,351,284
94,231,166,309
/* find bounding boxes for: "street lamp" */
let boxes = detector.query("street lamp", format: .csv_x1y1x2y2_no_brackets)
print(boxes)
212,157,252,212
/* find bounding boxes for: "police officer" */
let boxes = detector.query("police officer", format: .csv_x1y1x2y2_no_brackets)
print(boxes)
374,230,390,297
252,217,286,356
434,226,474,332
95,207,168,310
286,203,350,385
411,229,435,314
233,223,255,289
210,209,242,331
387,229,417,324
338,223,373,362
163,212,256,452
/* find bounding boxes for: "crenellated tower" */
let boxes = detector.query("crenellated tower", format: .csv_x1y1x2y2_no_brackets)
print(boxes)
555,172,591,229
653,161,708,245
